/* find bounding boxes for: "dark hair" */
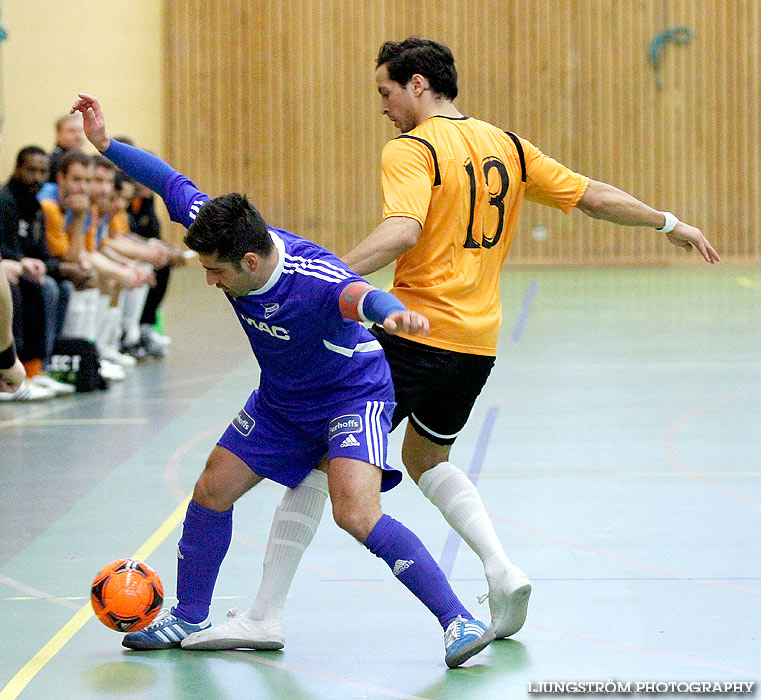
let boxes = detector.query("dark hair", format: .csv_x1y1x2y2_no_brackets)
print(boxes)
184,192,272,263
16,145,47,168
113,170,134,192
92,154,116,172
57,149,91,176
377,37,458,100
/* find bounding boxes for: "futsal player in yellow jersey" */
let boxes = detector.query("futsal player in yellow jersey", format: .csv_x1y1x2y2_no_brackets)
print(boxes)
189,38,719,656
360,35,715,627
381,117,588,356
344,37,717,640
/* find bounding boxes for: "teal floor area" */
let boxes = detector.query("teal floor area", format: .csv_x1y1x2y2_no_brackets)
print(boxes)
1,265,760,699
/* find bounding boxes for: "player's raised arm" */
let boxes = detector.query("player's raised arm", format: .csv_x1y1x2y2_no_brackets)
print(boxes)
338,281,429,336
71,93,209,229
70,93,111,151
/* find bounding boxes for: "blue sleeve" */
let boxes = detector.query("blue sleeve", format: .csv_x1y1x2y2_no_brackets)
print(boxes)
102,139,211,229
360,288,406,324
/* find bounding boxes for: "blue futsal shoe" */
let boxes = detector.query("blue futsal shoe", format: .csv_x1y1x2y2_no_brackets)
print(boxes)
122,608,211,650
443,616,494,668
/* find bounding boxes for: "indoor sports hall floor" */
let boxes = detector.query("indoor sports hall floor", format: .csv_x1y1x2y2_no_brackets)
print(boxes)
1,264,759,699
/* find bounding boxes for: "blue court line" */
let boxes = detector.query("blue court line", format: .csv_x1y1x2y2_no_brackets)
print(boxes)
438,405,500,578
511,279,538,342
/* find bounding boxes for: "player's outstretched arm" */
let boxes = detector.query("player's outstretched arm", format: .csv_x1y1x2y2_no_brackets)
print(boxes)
339,281,429,337
71,94,207,228
576,180,720,263
71,94,173,194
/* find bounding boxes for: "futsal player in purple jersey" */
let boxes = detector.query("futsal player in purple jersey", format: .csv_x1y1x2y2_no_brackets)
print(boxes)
72,94,493,667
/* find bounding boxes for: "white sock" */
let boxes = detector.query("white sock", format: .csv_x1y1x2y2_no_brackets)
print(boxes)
246,469,328,621
60,291,87,339
96,307,122,355
120,284,149,346
95,296,115,354
61,289,100,340
417,461,511,582
83,290,101,342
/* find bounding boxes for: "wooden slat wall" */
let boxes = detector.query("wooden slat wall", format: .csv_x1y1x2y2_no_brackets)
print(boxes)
164,0,761,263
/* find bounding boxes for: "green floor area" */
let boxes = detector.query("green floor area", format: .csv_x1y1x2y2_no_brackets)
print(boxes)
2,266,759,699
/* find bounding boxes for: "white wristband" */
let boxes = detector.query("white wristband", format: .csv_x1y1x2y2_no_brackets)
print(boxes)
656,211,679,234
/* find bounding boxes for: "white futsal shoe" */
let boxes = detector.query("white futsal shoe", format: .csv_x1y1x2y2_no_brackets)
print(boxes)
0,379,55,401
181,608,285,651
481,563,532,639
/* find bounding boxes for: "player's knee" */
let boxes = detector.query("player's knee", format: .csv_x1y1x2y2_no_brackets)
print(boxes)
401,432,452,483
192,458,233,511
401,450,439,483
331,503,373,541
402,459,427,483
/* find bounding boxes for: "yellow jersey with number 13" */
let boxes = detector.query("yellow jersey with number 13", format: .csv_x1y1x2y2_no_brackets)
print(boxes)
382,115,588,355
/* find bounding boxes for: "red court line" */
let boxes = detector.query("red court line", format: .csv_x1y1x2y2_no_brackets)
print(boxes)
488,511,761,597
662,387,761,511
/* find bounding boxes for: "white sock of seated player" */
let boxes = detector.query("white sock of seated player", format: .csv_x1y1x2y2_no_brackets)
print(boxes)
120,285,149,347
96,302,120,356
83,289,101,342
60,291,88,339
417,461,512,582
60,289,99,340
245,469,329,622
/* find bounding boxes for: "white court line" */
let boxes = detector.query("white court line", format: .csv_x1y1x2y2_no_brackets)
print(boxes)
0,398,80,430
476,470,761,479
18,418,149,426
0,574,80,611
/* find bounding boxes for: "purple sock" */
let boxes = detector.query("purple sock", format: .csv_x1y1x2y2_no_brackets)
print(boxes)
364,514,472,629
174,500,233,624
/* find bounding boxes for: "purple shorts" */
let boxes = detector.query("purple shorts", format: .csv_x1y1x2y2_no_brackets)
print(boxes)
217,389,401,491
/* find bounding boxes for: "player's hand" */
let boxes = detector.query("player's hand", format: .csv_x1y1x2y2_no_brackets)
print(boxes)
21,257,46,282
70,93,111,152
0,358,26,394
383,310,429,337
117,265,143,290
665,222,720,263
146,241,170,269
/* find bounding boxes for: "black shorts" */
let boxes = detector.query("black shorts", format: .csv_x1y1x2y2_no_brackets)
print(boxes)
370,326,496,446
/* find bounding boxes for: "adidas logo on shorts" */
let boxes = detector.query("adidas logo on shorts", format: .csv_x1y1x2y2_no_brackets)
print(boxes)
393,559,414,576
340,434,360,448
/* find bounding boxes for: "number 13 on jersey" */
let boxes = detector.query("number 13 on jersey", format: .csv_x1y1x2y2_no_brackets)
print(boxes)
463,156,509,250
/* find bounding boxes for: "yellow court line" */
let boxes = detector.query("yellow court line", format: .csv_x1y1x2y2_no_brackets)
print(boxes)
0,494,191,700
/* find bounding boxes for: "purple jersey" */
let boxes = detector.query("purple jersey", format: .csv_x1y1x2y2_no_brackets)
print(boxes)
225,226,394,410
103,140,394,413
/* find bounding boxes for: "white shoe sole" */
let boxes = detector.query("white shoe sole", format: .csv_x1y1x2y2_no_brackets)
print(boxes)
182,635,284,651
181,618,284,651
490,579,532,639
